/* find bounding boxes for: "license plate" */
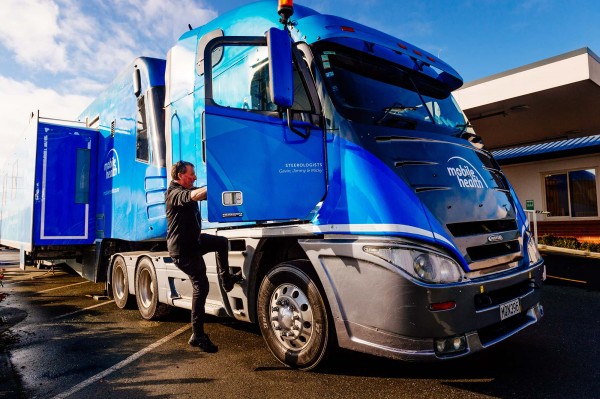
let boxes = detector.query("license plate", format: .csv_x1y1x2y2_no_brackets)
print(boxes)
500,298,521,320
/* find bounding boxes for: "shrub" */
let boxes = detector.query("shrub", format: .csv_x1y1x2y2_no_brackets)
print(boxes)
581,242,600,253
538,234,600,252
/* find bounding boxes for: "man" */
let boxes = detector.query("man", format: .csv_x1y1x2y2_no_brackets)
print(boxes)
165,161,242,353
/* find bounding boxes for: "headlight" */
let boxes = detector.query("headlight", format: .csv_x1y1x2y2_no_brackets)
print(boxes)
363,245,464,283
527,234,542,265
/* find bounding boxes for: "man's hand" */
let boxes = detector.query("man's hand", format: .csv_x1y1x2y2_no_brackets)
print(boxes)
190,186,207,201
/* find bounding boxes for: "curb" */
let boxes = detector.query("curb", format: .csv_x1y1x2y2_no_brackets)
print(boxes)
539,245,600,259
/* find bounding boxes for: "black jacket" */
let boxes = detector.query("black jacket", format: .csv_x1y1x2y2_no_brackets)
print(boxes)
165,181,202,257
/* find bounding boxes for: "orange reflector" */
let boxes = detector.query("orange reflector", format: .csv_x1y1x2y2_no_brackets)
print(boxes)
429,301,456,311
427,56,436,63
341,26,355,32
413,49,422,56
397,43,408,50
279,0,293,7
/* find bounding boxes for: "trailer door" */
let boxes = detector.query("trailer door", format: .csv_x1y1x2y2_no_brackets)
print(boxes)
33,122,98,245
202,37,326,223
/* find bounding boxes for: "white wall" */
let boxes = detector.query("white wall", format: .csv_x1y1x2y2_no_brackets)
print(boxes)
455,53,591,110
501,153,600,221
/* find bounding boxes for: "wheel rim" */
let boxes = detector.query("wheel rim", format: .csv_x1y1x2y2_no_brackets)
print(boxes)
138,268,154,309
113,265,126,300
269,283,314,351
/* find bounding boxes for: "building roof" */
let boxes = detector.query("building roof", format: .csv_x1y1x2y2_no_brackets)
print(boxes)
492,134,600,165
454,47,600,151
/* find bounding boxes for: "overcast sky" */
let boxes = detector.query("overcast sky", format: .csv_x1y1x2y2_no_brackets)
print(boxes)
1,0,600,162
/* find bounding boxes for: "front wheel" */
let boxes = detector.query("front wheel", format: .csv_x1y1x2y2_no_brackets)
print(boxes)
135,258,171,320
257,261,333,371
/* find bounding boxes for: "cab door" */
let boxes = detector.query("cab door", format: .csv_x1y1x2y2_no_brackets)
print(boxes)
203,35,326,223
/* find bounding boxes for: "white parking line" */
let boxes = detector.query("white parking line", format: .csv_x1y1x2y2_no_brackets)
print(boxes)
52,324,192,399
52,300,116,321
547,274,587,284
0,271,68,286
38,281,90,293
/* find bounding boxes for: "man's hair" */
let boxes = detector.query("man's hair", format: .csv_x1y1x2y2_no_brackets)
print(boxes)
171,161,194,180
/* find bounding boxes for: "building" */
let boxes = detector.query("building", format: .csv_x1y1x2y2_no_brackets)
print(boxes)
455,48,600,243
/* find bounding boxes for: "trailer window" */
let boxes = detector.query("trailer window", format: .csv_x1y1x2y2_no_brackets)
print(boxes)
75,148,91,204
545,169,598,217
136,95,149,162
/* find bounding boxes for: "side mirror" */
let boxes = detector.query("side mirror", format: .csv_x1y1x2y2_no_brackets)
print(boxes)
267,27,293,108
133,68,141,98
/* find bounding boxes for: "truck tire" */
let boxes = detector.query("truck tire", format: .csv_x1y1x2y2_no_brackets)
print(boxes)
135,257,171,320
112,256,133,309
257,261,333,371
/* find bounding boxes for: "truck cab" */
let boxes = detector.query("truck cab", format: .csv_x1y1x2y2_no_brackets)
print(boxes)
155,0,544,369
4,0,543,371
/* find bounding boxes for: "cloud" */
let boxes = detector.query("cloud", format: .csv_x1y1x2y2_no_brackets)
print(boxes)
0,0,218,83
121,0,218,42
0,0,68,73
0,0,219,164
0,75,93,160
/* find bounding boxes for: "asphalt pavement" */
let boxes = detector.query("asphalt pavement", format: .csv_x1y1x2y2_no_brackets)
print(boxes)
540,245,600,289
1,247,599,399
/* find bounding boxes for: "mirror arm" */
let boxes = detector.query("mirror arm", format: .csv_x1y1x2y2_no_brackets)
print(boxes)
286,108,310,139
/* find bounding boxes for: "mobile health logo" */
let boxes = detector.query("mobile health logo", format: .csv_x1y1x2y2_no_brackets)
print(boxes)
446,156,488,189
104,149,120,179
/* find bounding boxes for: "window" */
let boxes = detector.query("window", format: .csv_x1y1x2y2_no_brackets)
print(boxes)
312,43,466,135
136,95,149,162
211,45,313,114
75,149,91,204
545,169,598,217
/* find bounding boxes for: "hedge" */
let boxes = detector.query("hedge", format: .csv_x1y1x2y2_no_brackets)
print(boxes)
538,234,600,253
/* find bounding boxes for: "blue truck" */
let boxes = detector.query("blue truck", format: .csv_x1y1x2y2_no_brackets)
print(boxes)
0,0,545,370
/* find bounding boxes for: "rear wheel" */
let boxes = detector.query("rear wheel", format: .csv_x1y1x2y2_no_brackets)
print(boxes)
112,256,133,309
257,261,333,370
135,257,171,320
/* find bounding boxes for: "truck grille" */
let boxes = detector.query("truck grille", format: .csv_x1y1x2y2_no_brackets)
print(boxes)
467,240,520,261
447,219,517,237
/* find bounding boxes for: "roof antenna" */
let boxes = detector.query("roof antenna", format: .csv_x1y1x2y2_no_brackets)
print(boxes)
188,24,193,31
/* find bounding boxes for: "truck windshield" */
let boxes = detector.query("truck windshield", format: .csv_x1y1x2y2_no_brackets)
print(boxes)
313,43,467,135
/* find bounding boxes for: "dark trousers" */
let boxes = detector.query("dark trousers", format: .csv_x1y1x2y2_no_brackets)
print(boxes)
173,233,230,337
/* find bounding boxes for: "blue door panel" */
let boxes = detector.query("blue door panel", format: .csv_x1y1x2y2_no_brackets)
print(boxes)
205,106,326,222
33,123,97,245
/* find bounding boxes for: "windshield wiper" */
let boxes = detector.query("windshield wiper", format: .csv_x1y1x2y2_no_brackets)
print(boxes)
456,123,484,148
376,103,418,125
455,122,473,136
